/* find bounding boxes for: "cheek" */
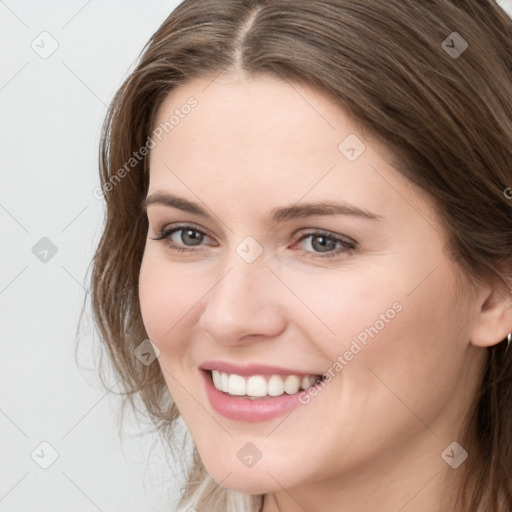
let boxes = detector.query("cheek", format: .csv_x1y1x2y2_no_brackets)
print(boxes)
294,261,463,394
280,267,404,359
138,251,202,347
333,267,466,424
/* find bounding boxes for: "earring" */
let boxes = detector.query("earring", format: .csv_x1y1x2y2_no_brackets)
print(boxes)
508,333,512,346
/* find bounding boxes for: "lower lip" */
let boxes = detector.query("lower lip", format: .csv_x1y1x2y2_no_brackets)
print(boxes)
201,370,308,422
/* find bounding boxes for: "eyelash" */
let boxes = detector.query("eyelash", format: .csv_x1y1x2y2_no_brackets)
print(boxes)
150,224,357,259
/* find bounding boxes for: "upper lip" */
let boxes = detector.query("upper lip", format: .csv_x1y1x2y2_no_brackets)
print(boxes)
200,360,321,377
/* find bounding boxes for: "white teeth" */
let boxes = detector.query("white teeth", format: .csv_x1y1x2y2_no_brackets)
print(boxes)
283,375,301,394
246,376,267,397
267,375,284,396
220,372,229,392
212,370,222,390
210,370,320,398
301,376,314,389
228,374,246,396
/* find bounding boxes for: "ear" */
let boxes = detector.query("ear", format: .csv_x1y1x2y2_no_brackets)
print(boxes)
470,277,512,348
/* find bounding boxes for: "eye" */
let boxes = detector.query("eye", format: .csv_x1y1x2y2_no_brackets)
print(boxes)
151,224,357,259
292,230,356,258
150,224,214,253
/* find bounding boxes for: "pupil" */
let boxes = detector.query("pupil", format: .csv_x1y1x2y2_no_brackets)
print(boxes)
183,229,203,245
312,235,335,253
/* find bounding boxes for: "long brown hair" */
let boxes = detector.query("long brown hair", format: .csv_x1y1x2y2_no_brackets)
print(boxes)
85,1,512,510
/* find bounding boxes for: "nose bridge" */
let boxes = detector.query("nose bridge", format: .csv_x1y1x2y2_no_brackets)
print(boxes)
211,246,270,315
215,235,271,302
198,242,285,343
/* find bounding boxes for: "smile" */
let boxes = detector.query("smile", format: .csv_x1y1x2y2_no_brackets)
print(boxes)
211,370,322,399
200,364,326,422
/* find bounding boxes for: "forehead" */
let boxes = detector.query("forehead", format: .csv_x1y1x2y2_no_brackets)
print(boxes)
147,74,435,228
151,73,354,159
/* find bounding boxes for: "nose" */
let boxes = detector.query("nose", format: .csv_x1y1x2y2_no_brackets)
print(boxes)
197,251,287,345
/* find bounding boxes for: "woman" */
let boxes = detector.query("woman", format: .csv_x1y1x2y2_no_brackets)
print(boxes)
88,1,512,510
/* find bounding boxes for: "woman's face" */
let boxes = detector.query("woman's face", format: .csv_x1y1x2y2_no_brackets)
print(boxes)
139,73,486,498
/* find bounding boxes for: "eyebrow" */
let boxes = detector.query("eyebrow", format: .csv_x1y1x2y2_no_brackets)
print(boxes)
141,192,383,223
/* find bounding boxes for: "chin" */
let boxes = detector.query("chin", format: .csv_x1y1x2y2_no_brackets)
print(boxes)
202,458,290,495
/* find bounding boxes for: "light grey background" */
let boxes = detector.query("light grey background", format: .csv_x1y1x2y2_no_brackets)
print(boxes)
1,1,512,511
0,2,185,511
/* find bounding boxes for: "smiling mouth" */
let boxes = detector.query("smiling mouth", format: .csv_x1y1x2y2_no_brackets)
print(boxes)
207,370,324,399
